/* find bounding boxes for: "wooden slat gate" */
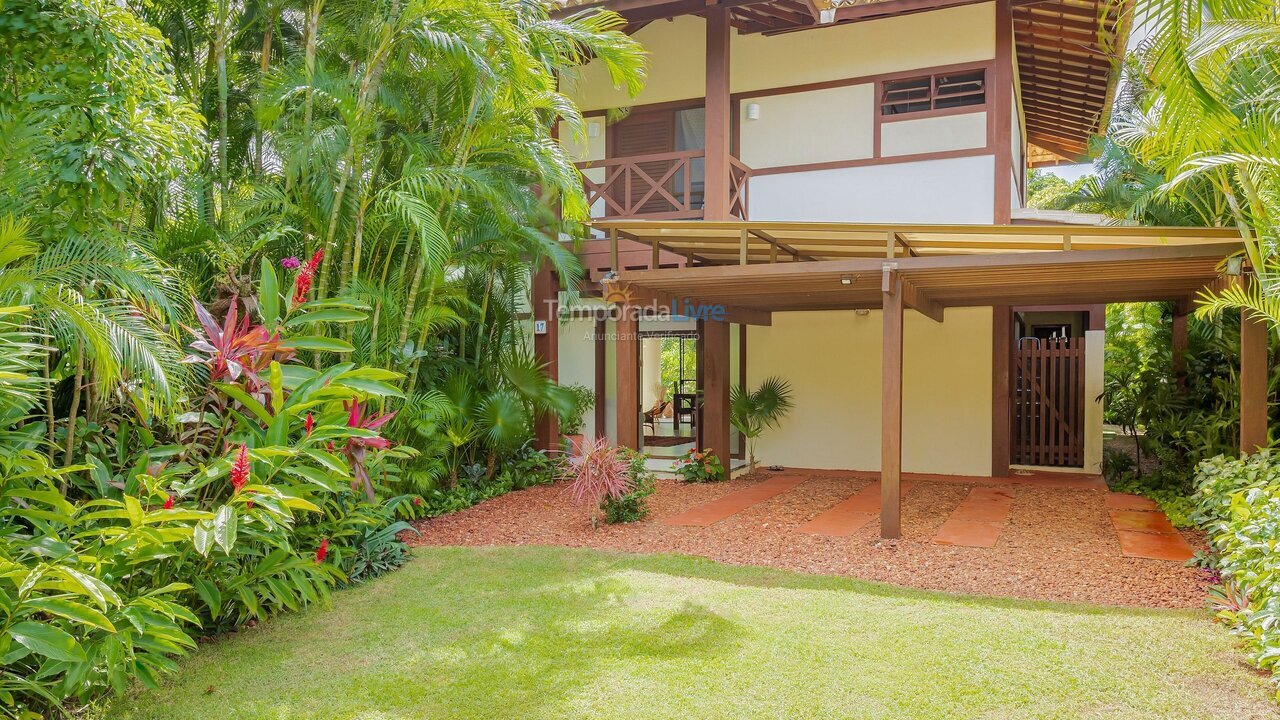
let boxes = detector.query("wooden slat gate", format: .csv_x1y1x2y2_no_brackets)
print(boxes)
1012,336,1085,467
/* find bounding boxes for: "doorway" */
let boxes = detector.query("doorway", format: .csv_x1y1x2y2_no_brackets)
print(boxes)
1011,310,1088,467
639,330,698,458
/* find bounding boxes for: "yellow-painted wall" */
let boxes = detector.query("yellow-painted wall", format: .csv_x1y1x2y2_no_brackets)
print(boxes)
738,84,875,168
746,307,994,475
563,3,997,111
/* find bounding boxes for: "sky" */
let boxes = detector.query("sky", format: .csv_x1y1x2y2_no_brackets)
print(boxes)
1043,163,1094,182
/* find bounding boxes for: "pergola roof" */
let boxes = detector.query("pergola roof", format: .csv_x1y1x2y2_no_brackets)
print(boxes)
594,219,1243,321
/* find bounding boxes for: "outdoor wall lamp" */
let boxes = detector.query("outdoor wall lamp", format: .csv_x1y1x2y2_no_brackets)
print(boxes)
601,270,619,283
745,103,761,121
840,275,854,285
1226,256,1244,276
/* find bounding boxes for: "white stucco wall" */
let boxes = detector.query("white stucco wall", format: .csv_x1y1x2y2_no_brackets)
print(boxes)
748,155,996,223
880,112,988,157
746,307,994,475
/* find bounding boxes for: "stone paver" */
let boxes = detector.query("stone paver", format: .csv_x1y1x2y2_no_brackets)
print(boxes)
1104,493,1193,562
662,474,808,527
1116,530,1195,562
1104,492,1161,512
798,481,916,536
933,487,1015,548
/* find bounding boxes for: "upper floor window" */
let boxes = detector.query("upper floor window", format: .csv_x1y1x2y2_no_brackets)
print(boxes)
881,69,986,116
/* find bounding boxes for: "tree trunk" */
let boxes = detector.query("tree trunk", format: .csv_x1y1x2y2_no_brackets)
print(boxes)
62,345,84,466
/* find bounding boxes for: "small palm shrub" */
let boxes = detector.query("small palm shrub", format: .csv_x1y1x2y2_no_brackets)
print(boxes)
565,438,632,528
730,376,794,470
1193,451,1280,698
674,448,725,483
602,448,656,523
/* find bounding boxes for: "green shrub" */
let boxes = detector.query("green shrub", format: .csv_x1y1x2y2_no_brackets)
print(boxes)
1193,451,1280,697
674,448,725,483
602,449,656,523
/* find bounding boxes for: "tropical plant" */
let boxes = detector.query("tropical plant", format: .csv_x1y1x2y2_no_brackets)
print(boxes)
730,376,794,470
564,438,632,528
1113,0,1280,328
1193,451,1280,698
558,383,596,438
601,447,656,524
674,448,725,484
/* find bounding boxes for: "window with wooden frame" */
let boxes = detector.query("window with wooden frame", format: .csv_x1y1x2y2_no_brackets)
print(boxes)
880,69,986,116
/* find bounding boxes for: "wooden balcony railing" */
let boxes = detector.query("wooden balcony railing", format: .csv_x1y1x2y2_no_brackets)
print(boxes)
576,150,750,220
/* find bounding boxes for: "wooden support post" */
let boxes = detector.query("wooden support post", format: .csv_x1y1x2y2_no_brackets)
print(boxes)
1062,234,1072,251
886,231,896,259
704,6,732,221
616,306,640,450
1172,298,1189,386
881,269,904,539
769,241,778,264
609,228,619,273
701,318,732,478
532,267,559,451
739,228,748,266
992,0,1014,225
651,238,660,269
594,318,606,438
1240,299,1269,454
991,305,1012,476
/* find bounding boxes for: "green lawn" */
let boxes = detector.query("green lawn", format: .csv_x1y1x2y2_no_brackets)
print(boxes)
108,547,1272,720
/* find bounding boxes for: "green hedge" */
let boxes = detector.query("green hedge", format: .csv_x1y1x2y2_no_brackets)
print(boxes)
1193,451,1280,699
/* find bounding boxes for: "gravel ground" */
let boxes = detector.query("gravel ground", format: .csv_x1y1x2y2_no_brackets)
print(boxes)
408,469,1209,609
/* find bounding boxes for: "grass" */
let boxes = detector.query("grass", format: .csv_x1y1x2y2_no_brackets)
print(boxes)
108,546,1272,720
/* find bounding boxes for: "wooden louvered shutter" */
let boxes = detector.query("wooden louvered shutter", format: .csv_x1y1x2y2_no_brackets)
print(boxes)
610,112,675,215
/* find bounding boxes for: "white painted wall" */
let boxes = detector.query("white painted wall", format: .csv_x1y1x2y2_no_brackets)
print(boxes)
738,84,875,168
746,307,994,475
880,112,988,157
1083,328,1105,474
558,316,600,439
748,155,996,224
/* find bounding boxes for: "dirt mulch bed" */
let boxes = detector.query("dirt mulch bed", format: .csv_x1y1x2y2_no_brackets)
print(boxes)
407,470,1210,609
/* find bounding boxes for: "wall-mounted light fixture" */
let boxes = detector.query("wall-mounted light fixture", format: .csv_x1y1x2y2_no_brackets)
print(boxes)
745,102,761,121
855,309,870,316
587,120,601,138
1226,255,1244,276
840,275,854,285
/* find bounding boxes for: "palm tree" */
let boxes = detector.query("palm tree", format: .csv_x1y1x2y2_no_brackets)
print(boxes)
1112,0,1280,325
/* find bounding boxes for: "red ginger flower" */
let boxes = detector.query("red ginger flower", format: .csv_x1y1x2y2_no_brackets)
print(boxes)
163,494,175,510
230,444,250,493
304,413,314,436
292,249,324,305
315,538,329,563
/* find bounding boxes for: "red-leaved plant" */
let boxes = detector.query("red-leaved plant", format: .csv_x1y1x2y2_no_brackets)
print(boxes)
565,438,633,529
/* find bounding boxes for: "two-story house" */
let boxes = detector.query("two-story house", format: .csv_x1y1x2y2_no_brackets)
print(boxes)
528,0,1256,538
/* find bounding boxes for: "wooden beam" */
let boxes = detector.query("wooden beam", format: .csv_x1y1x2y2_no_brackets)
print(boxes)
615,280,773,326
992,305,1012,476
1241,288,1270,453
532,267,560,451
616,305,640,450
901,278,944,322
702,318,732,477
704,6,732,221
881,269,904,539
